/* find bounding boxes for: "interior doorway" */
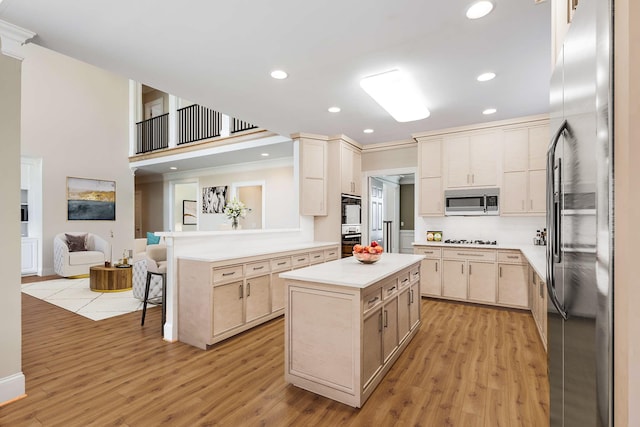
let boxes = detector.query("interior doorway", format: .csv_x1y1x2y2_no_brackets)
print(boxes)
232,181,265,230
365,170,415,254
144,98,163,120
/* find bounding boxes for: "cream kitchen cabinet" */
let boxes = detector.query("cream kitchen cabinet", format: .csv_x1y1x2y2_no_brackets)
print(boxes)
497,250,530,308
502,124,549,215
530,267,547,350
177,243,339,350
444,131,500,189
298,136,327,216
442,260,468,299
417,138,443,216
468,261,497,304
442,248,497,302
340,142,362,196
414,246,442,296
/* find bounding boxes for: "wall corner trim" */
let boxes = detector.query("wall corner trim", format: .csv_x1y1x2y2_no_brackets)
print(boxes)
0,19,35,60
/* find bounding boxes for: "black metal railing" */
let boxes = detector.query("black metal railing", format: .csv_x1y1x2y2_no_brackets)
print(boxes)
177,105,222,144
136,113,169,154
231,117,258,133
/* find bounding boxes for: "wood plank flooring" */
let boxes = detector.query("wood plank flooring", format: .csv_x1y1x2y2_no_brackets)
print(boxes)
1,295,549,426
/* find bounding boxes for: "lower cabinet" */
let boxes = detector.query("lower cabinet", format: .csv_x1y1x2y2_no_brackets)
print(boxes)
442,260,467,299
212,280,244,336
21,237,38,275
414,247,442,297
244,274,271,323
468,261,497,303
497,263,529,308
382,297,399,362
530,267,547,349
362,310,383,386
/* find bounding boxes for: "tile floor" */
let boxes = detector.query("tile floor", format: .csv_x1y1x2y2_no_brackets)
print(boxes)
21,277,155,321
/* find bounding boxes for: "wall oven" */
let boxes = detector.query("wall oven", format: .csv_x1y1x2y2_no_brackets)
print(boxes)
444,188,499,216
341,225,361,258
341,195,362,257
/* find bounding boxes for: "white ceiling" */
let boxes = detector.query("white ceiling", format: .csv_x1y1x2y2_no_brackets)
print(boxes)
0,0,550,149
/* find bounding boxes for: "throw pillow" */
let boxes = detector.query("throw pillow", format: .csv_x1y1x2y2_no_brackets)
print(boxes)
147,232,161,245
65,233,88,252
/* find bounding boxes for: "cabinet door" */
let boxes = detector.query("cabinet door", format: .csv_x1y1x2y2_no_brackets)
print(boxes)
528,125,549,170
340,143,361,195
21,239,38,274
502,171,528,214
468,261,497,303
528,169,546,213
419,177,443,216
419,139,442,177
300,140,327,216
442,260,467,299
540,279,547,342
245,274,271,323
363,309,383,387
270,272,287,312
498,264,529,307
503,128,529,172
530,269,539,323
382,298,399,362
352,149,362,196
420,258,441,296
445,136,470,188
212,280,244,336
409,284,420,330
469,132,499,186
397,288,411,343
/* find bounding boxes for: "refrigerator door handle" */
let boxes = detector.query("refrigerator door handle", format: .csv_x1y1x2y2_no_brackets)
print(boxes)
546,120,569,321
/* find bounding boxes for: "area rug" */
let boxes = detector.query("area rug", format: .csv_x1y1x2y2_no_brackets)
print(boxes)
21,277,153,321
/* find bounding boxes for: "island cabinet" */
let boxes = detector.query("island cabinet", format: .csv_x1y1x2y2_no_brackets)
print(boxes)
177,243,339,350
282,253,423,408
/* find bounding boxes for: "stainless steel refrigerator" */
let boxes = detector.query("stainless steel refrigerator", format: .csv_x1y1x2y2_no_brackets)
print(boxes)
546,0,613,426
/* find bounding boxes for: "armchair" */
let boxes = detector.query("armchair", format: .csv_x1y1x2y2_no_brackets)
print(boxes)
53,232,111,277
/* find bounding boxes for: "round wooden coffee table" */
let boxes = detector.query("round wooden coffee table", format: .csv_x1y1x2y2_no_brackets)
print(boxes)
89,264,133,292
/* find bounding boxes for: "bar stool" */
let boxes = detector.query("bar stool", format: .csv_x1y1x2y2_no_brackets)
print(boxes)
141,245,167,336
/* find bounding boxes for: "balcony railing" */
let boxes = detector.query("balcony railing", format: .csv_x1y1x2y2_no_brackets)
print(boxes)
231,117,258,134
136,113,169,154
177,104,222,145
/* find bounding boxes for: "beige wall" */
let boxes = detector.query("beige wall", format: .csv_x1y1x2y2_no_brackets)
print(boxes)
614,0,640,425
0,46,25,403
361,145,417,171
135,178,165,235
20,45,133,274
142,88,169,118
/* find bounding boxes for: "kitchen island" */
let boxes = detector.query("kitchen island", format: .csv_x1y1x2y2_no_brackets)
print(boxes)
280,253,424,408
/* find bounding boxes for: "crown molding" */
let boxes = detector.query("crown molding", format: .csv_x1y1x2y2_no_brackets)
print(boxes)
0,19,35,60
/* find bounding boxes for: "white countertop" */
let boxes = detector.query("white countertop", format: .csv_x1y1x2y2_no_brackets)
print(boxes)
280,253,425,289
178,241,339,263
413,241,547,283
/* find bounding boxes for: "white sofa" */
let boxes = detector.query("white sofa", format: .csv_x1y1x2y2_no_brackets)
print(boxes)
132,237,166,301
53,232,111,277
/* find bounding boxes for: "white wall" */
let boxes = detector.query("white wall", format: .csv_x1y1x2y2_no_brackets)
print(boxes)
416,216,545,245
20,44,134,274
173,182,198,232
0,44,25,404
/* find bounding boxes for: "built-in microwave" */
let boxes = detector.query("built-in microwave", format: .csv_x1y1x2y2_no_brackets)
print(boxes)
444,188,499,216
341,194,361,225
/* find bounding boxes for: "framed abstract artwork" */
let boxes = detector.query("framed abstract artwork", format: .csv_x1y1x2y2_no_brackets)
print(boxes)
202,185,228,214
67,177,116,221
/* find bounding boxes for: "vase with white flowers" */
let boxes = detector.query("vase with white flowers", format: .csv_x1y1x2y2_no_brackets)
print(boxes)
224,197,247,230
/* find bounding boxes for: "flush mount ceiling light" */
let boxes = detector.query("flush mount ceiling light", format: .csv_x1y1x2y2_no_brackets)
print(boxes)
270,70,288,79
483,108,497,115
328,106,341,113
261,153,270,157
477,72,496,82
169,166,178,170
363,129,374,134
466,1,494,19
360,69,430,122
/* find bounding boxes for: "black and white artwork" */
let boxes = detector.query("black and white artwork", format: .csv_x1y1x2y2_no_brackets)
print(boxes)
202,186,228,214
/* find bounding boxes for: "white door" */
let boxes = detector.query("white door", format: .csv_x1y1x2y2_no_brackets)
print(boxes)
369,178,383,248
238,185,263,229
144,98,163,119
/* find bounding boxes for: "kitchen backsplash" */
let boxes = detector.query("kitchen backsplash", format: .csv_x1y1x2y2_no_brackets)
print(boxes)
415,216,545,245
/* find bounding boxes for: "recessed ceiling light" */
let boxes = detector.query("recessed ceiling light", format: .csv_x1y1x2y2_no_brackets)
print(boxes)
466,1,494,19
270,70,288,79
328,106,341,113
483,108,497,115
360,69,430,122
477,72,496,82
169,166,177,170
261,153,269,157
363,129,374,134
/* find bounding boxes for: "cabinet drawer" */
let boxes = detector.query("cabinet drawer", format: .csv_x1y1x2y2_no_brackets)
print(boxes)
414,247,442,259
443,248,496,262
270,256,292,272
292,253,310,267
324,247,339,261
212,265,244,283
382,278,399,299
309,250,325,264
246,260,270,277
363,286,382,314
398,270,411,289
410,267,420,284
497,251,525,264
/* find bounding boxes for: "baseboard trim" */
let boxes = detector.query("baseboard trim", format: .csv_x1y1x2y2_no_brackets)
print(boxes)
0,372,26,406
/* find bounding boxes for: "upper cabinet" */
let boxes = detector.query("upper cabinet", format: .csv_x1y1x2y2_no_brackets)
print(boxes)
501,124,549,215
443,131,500,189
294,134,328,216
417,138,443,216
340,142,362,196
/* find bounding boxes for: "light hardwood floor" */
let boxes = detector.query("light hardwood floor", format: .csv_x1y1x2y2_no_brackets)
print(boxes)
1,294,549,426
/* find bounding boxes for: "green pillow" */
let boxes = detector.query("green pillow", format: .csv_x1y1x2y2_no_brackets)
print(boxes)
147,232,160,245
